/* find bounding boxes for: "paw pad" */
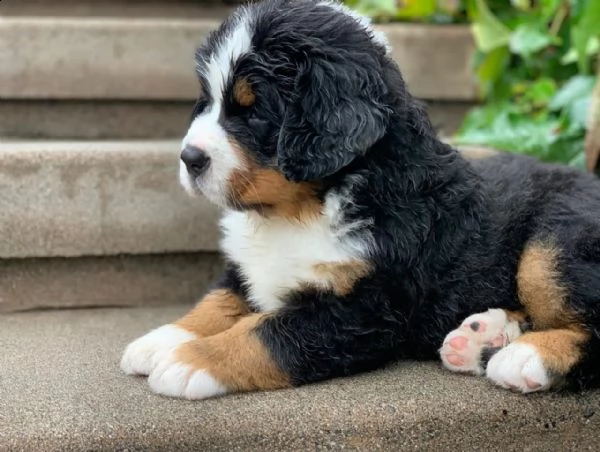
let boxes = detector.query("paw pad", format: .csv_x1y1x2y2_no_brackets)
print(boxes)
440,309,523,376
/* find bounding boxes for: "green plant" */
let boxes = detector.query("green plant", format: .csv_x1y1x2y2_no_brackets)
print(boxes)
344,0,600,169
344,0,467,23
454,0,600,169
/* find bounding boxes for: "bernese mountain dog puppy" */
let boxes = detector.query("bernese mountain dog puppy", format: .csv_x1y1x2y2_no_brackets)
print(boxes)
121,0,600,398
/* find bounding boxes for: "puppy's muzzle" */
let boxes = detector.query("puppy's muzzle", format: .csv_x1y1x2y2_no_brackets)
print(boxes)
181,145,211,177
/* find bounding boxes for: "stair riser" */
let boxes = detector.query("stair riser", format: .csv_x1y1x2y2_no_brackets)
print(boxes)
0,100,474,139
0,252,222,312
0,100,193,139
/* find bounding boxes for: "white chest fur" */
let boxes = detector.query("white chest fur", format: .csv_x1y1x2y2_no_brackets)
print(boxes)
220,209,366,312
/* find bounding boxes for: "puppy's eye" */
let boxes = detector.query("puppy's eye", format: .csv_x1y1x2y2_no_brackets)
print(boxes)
247,109,268,128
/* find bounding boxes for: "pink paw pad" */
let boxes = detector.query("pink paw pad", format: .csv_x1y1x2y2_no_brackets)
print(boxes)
440,309,524,376
445,354,466,366
524,377,542,390
448,335,468,350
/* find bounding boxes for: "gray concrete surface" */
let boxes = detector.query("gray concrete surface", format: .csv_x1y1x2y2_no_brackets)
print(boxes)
0,100,194,140
0,140,220,258
1,306,599,451
0,14,476,101
0,253,222,313
0,100,475,140
1,1,234,19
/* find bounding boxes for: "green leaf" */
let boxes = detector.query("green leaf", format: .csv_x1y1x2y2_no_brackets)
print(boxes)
561,37,600,64
509,24,555,56
525,78,557,106
470,0,511,52
395,0,437,19
455,103,562,159
547,135,585,163
568,150,587,169
567,96,592,130
474,46,510,99
349,0,397,20
511,0,532,11
570,0,600,73
549,75,595,110
539,0,562,20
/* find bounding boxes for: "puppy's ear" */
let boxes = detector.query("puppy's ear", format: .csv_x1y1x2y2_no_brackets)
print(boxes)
277,58,389,181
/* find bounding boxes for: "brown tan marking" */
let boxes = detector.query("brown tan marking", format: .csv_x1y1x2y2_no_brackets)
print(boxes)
227,139,323,222
459,145,498,160
233,78,256,107
514,242,591,380
175,289,249,337
174,314,291,391
513,327,590,375
313,260,373,296
505,310,529,324
517,243,578,329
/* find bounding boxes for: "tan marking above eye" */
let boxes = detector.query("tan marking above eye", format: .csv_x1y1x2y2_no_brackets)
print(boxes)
233,78,256,107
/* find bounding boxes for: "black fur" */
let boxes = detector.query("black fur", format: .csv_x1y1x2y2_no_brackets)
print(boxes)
194,0,600,390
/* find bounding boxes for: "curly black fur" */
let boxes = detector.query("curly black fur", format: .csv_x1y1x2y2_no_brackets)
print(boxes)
195,0,600,390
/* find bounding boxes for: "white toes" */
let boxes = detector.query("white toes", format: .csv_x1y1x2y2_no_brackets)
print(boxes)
120,325,195,376
460,309,521,344
440,309,524,376
148,354,227,400
486,343,552,393
185,368,228,399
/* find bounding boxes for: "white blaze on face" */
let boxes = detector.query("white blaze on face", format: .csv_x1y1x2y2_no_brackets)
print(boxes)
180,12,253,207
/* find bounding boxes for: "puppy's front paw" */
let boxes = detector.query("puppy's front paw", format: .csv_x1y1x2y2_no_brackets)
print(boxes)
486,343,552,393
440,309,524,375
120,325,196,376
148,342,228,400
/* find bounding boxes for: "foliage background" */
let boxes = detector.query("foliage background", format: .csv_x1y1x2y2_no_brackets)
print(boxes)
345,0,600,170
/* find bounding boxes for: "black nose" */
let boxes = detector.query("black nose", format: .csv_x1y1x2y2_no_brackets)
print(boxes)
181,145,210,177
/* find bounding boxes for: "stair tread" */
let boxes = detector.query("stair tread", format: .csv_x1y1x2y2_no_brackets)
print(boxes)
1,306,598,450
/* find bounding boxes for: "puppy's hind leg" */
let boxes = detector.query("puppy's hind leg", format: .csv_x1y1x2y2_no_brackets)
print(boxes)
487,240,596,392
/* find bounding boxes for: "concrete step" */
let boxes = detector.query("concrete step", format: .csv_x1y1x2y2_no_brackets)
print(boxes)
0,8,476,101
1,1,235,19
0,139,219,259
0,138,222,312
0,99,472,140
0,3,476,139
2,305,599,450
0,253,221,313
0,100,194,140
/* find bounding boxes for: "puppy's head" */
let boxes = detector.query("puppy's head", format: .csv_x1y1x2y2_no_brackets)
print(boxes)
180,0,391,219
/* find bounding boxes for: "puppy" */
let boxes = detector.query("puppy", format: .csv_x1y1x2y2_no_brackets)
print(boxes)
121,0,600,398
